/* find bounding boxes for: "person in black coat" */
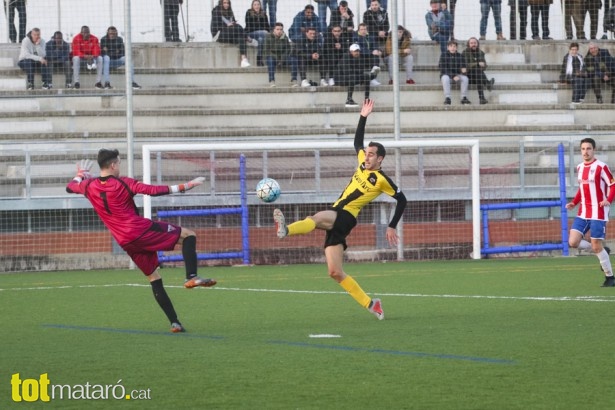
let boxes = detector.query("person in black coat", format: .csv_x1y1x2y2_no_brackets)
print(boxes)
336,43,372,107
584,42,614,104
439,40,470,105
211,0,251,67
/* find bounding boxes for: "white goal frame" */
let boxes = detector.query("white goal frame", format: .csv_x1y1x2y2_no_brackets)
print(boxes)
142,140,481,260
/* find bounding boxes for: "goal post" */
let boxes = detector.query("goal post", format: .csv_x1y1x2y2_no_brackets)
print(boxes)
142,139,482,264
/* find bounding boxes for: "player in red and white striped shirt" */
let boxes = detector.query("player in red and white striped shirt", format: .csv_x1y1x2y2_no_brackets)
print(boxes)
566,138,615,287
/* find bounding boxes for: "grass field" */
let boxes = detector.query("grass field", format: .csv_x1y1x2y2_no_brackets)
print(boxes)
2,257,614,409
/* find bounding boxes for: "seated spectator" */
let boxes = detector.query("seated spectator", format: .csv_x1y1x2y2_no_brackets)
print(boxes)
363,0,389,50
322,24,348,86
462,37,494,105
211,0,252,68
72,25,103,90
45,31,71,89
329,1,355,41
18,28,51,90
289,4,324,43
296,27,326,87
336,43,373,107
584,42,614,104
384,25,414,85
425,0,452,54
439,40,469,105
317,0,339,31
559,42,587,104
263,22,298,87
162,0,183,42
354,23,382,86
101,26,141,90
245,0,270,66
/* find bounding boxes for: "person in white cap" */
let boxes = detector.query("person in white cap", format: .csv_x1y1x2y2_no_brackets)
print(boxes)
335,43,374,107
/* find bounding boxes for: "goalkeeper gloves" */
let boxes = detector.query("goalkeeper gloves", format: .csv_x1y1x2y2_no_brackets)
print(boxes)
73,159,94,182
170,177,205,193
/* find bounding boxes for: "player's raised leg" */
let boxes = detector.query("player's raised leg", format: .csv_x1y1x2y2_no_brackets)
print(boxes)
180,228,217,289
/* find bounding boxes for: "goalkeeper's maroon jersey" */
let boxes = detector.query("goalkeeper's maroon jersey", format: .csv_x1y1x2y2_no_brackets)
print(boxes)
66,176,170,246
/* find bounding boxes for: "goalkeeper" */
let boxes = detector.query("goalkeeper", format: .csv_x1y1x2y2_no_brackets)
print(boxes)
273,99,407,320
66,148,216,333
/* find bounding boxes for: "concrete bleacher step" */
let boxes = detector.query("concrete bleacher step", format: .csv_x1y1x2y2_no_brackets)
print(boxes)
0,121,53,133
498,92,559,104
0,99,40,112
6,163,74,178
0,78,25,90
0,57,15,67
505,113,575,125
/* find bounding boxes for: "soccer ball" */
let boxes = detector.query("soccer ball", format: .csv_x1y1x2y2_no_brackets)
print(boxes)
255,178,281,203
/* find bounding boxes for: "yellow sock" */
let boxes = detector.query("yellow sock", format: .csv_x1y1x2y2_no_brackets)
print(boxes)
288,218,316,236
339,275,371,308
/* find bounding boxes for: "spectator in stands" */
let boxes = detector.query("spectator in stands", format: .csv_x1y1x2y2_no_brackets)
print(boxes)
45,31,71,89
584,42,614,104
329,1,355,40
101,26,142,90
439,40,469,105
583,0,603,39
442,0,457,40
66,149,217,333
509,0,529,40
365,0,387,12
162,0,183,42
354,22,382,86
363,0,389,50
336,43,374,107
562,0,584,39
462,37,494,105
316,0,338,32
263,22,297,87
425,0,452,54
211,0,252,68
384,25,415,85
245,0,271,66
289,4,324,43
18,28,51,90
296,27,326,87
603,5,615,39
529,0,552,40
71,26,103,90
262,0,277,28
322,24,348,86
559,42,587,104
5,0,27,43
480,0,506,40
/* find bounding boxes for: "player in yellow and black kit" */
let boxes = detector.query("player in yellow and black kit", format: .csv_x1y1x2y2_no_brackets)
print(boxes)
273,99,407,320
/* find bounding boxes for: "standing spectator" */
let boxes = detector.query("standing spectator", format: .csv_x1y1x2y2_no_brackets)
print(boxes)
211,0,252,68
296,27,326,87
462,37,494,105
583,0,603,39
363,0,389,50
563,0,585,39
162,0,184,42
354,23,382,86
262,0,277,28
71,26,103,90
263,22,297,87
316,0,338,31
442,0,458,40
559,42,587,104
18,28,51,90
529,0,552,40
322,24,348,86
162,0,183,42
45,31,71,89
384,25,415,85
603,5,615,39
329,1,355,39
426,0,452,54
101,26,142,90
509,0,529,39
245,0,270,66
439,40,470,105
365,0,388,11
289,4,324,43
336,43,373,107
480,0,506,40
5,0,27,43
584,42,614,104
566,138,615,287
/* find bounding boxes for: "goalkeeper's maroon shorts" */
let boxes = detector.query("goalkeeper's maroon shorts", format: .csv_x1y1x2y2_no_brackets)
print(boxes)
122,221,182,276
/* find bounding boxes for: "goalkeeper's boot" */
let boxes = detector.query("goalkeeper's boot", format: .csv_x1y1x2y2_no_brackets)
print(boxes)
273,209,288,239
170,322,186,333
368,298,384,320
184,276,217,289
601,276,615,287
600,246,611,272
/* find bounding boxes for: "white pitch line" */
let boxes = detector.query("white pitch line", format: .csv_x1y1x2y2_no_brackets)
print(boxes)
2,283,615,303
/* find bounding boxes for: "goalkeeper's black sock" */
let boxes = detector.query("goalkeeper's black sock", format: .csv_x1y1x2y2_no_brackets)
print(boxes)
182,235,197,280
150,278,179,324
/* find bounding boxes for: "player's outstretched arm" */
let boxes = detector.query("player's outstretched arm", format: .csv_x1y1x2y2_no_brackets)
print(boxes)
360,98,374,118
170,177,205,194
74,159,94,182
354,99,374,152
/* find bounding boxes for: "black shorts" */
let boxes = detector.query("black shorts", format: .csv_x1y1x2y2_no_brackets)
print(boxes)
324,208,357,250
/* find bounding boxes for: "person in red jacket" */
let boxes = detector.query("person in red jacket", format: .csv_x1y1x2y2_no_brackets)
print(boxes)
71,25,103,89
